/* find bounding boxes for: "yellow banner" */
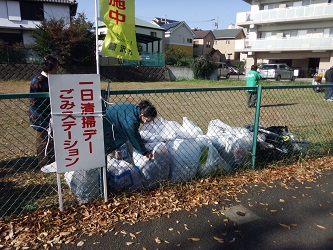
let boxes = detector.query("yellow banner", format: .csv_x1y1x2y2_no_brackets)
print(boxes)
100,0,139,60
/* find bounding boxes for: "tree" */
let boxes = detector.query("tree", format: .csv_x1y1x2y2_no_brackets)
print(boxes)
31,13,95,69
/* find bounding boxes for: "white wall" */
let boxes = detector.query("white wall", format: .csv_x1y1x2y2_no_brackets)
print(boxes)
44,3,70,23
0,1,71,29
168,25,193,47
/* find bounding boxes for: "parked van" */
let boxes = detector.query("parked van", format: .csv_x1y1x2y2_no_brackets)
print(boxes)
216,62,231,79
258,64,295,81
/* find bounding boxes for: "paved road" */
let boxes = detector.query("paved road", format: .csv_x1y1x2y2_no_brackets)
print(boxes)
56,168,333,250
229,74,313,82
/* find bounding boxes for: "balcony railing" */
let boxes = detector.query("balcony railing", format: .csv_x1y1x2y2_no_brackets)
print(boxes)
235,36,333,52
236,3,333,25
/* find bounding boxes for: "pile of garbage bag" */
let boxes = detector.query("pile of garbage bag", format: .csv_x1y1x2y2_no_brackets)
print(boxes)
43,117,307,203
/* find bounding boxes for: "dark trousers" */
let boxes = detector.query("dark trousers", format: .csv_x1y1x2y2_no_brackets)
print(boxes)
324,82,333,100
35,130,54,167
247,92,257,108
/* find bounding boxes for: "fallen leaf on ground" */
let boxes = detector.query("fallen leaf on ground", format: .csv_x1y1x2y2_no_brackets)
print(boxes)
77,241,84,247
188,237,200,241
213,236,224,243
279,223,290,229
129,233,136,239
317,225,326,229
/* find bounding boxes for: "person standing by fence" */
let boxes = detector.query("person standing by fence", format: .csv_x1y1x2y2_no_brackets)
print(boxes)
28,55,59,167
246,65,262,108
324,65,333,101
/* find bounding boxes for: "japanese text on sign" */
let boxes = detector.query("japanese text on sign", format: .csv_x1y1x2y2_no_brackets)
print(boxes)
49,74,105,173
108,0,126,25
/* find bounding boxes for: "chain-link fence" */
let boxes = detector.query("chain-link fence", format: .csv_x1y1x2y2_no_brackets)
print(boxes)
1,85,333,218
0,46,41,64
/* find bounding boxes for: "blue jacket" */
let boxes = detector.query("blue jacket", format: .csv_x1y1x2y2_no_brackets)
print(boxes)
104,103,147,155
28,73,51,131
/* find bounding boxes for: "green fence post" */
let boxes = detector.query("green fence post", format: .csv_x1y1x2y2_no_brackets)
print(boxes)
251,85,262,170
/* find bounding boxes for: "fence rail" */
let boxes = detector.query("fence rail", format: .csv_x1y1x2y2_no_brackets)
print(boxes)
1,85,333,218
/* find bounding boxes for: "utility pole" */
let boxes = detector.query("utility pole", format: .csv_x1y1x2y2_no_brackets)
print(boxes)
211,17,219,29
214,17,219,29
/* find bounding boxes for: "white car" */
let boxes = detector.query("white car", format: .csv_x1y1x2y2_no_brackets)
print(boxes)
258,64,295,81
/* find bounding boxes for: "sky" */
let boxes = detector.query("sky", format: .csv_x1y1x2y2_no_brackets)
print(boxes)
76,0,250,30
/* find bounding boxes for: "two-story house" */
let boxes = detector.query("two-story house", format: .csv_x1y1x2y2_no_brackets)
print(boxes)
157,21,195,58
213,29,246,64
0,0,77,45
151,17,179,26
193,30,215,57
235,0,333,75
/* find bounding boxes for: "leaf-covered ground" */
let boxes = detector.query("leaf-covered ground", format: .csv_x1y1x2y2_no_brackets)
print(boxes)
1,156,333,249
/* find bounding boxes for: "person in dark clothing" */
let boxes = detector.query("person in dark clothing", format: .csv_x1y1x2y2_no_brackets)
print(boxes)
28,54,59,167
324,66,333,101
104,100,157,160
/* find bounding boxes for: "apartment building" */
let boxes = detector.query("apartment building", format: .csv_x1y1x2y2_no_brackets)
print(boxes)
235,0,333,76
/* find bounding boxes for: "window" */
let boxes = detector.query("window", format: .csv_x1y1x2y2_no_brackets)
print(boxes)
262,4,274,10
20,1,44,21
187,38,192,43
0,32,23,45
226,40,230,45
150,32,157,37
206,41,211,48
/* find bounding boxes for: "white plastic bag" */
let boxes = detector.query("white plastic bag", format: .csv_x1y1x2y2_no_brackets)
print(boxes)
180,117,203,138
106,158,143,192
134,142,171,187
142,117,186,140
41,161,57,173
167,138,201,183
207,120,253,168
64,168,101,204
195,136,232,176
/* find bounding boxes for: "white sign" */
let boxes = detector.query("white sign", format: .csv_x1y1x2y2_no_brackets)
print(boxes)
49,74,105,173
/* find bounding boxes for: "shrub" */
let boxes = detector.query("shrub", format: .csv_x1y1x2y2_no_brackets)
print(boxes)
165,45,189,66
191,56,216,79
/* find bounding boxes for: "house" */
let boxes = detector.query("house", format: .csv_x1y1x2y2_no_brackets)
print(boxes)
0,0,77,45
192,30,216,59
212,29,246,64
98,17,165,66
159,21,195,57
235,0,333,75
151,17,179,26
